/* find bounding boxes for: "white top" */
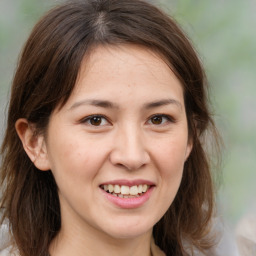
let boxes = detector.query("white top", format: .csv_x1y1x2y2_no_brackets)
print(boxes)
0,222,14,256
236,214,256,256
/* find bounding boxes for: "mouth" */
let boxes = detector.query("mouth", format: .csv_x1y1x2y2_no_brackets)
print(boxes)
100,184,151,198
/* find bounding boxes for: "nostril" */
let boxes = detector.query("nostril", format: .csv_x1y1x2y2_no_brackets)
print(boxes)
109,135,150,170
109,153,150,171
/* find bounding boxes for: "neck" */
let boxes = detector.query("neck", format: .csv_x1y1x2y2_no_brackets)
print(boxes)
49,218,152,256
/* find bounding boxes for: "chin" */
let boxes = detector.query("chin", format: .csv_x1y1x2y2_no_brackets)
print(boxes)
101,218,154,239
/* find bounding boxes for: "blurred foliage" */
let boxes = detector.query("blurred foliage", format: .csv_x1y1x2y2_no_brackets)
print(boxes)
0,0,256,228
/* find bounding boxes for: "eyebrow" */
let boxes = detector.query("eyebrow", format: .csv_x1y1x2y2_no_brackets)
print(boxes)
69,98,182,110
143,99,182,110
69,99,119,110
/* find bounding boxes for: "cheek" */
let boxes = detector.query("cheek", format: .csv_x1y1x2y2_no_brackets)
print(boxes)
152,136,188,197
153,135,188,172
46,133,109,186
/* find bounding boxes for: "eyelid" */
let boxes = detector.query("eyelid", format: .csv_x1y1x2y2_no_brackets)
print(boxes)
78,113,175,127
79,114,112,126
147,114,176,125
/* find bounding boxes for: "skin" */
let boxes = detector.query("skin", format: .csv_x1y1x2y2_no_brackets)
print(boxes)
16,45,192,256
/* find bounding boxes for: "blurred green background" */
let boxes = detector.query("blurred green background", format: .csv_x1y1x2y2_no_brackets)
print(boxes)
0,0,255,231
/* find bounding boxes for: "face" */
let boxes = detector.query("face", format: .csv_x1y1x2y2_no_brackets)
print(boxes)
41,45,192,240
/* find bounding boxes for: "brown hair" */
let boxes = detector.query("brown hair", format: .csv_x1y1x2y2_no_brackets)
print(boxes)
0,0,219,255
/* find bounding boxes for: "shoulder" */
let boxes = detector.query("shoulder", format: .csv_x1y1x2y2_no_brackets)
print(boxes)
0,247,15,256
236,213,256,256
0,221,10,251
0,222,18,256
183,217,240,256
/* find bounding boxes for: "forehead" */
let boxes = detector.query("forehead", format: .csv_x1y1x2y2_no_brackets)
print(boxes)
63,44,184,109
79,45,177,83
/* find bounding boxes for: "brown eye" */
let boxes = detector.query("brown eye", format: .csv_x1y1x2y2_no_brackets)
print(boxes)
90,116,103,126
81,115,109,126
148,115,173,126
151,116,163,125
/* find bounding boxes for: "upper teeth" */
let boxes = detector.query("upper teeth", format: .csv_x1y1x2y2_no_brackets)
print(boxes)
102,184,149,196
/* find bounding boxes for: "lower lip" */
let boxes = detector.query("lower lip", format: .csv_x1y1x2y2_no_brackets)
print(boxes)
101,187,154,209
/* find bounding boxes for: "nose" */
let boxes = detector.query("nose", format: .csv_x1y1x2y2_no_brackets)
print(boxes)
109,125,150,171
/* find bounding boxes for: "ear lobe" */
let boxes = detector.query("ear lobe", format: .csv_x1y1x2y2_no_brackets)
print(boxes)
185,138,193,161
15,118,50,171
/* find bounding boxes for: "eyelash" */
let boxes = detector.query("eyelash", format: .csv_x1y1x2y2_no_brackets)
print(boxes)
80,115,110,127
147,114,175,126
80,114,175,127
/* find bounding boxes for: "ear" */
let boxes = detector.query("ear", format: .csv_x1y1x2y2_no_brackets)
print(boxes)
185,138,193,161
15,118,50,171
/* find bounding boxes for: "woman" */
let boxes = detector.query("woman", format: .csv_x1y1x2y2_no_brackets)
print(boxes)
0,0,220,255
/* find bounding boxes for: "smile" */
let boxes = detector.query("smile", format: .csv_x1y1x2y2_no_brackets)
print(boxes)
100,184,150,198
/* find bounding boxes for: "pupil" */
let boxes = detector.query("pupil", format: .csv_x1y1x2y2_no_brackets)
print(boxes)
152,116,162,125
90,116,102,126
